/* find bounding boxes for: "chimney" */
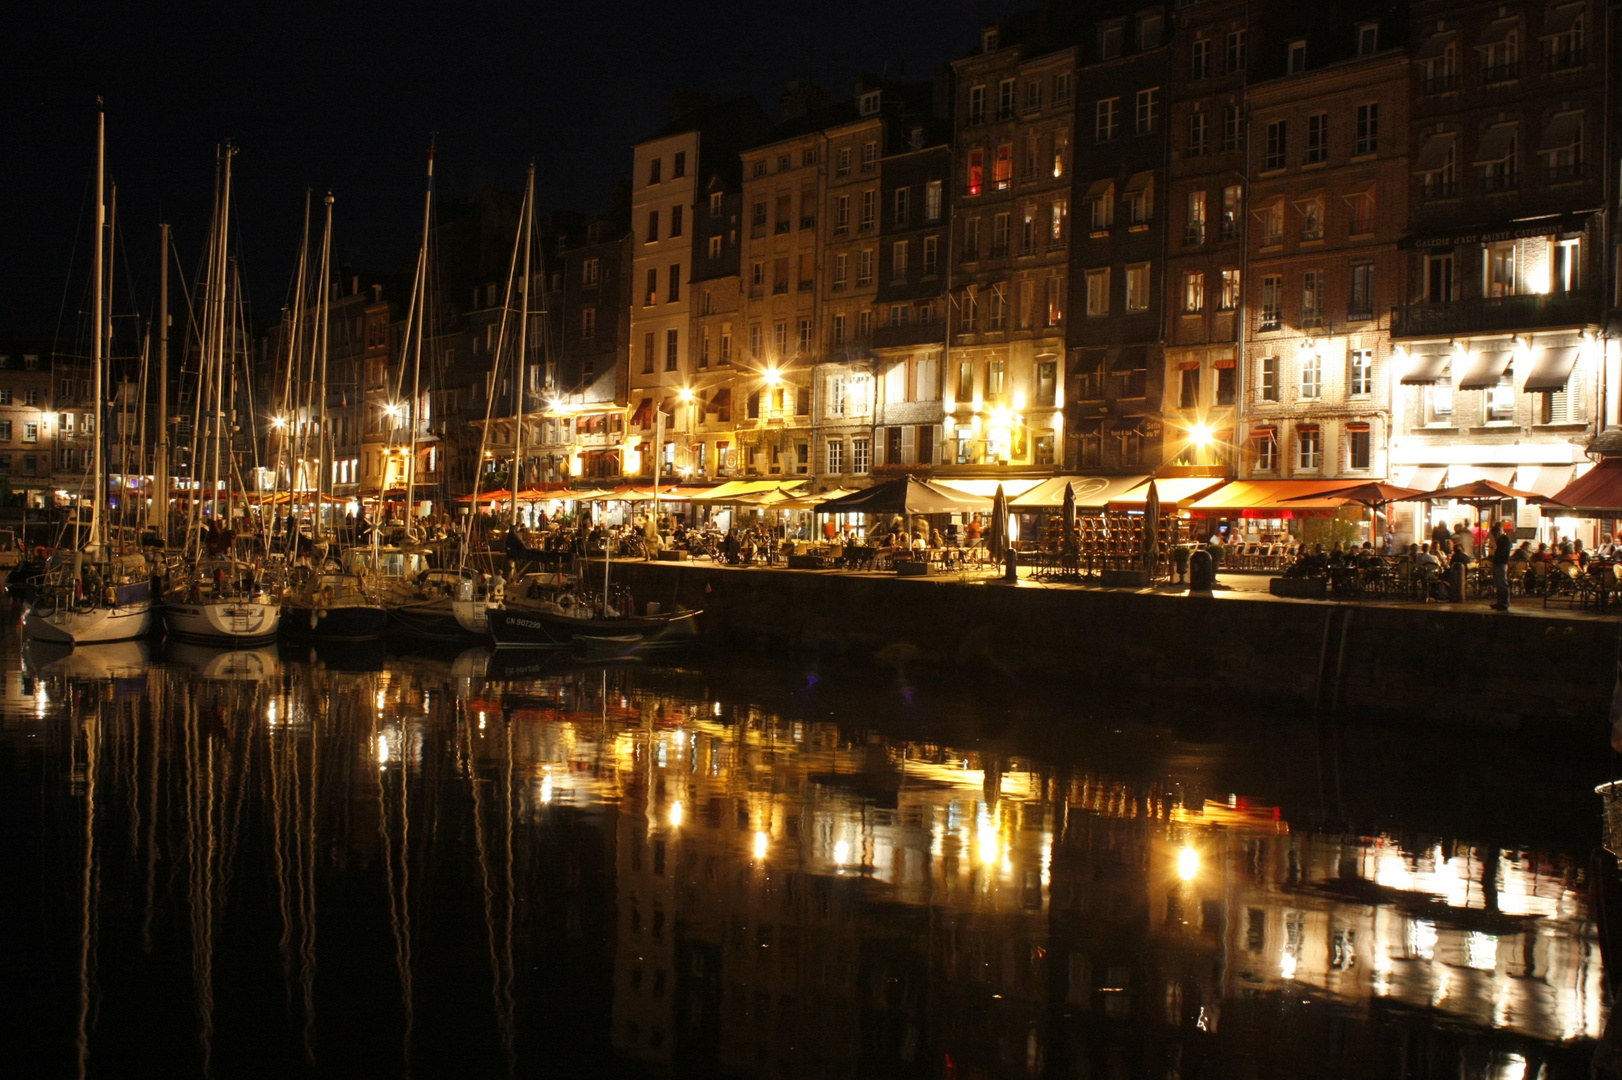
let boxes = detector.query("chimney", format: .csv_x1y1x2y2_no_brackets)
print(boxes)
372,283,382,303
778,81,826,121
351,275,359,296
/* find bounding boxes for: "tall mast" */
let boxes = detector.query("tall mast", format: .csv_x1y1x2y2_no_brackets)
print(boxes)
403,141,434,539
208,146,234,530
153,222,169,538
90,104,105,553
511,164,534,531
280,190,312,539
314,193,334,542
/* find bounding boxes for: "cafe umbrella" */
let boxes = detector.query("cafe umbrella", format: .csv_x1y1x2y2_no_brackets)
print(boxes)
1284,482,1421,548
1062,481,1078,562
987,484,1010,567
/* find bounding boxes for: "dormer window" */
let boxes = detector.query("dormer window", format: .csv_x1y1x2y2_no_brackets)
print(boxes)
1138,13,1163,50
982,27,999,52
1099,22,1124,59
1287,40,1307,72
1357,24,1379,56
859,90,881,116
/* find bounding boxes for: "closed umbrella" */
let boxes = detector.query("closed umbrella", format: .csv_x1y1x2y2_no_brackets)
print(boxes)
1142,479,1161,579
987,484,1009,564
1062,481,1077,557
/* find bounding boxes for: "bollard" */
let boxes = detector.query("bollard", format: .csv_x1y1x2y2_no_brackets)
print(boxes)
1004,546,1019,584
1188,548,1215,595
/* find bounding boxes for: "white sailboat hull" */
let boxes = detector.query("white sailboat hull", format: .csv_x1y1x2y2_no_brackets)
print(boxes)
163,600,280,644
23,599,157,645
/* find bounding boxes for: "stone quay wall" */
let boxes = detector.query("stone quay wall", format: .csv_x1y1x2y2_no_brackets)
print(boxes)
611,561,1619,727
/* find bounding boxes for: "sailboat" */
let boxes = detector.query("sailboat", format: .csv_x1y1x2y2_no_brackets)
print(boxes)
23,106,157,646
278,192,388,642
376,143,500,640
162,143,280,645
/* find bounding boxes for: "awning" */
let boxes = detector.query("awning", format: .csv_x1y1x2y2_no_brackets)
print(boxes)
1449,465,1517,486
1476,17,1519,48
1541,3,1583,38
1108,476,1226,511
934,477,1045,498
1392,465,1448,492
1010,474,1151,509
1340,180,1377,201
1346,421,1371,432
1523,345,1580,392
1111,345,1148,373
1456,350,1513,390
629,397,654,427
1473,124,1518,165
1071,349,1106,375
1401,351,1452,385
1414,133,1456,174
1539,112,1583,154
1178,360,1201,371
1515,464,1576,498
1248,427,1277,442
1188,479,1355,513
1212,355,1236,369
817,476,992,516
687,480,801,502
1546,460,1622,516
1414,30,1455,60
1083,178,1114,201
706,388,732,413
1123,171,1154,195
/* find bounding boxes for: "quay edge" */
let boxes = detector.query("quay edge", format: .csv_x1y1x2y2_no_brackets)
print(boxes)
608,561,1618,728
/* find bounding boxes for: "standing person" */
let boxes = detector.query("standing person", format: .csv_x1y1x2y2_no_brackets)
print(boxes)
1490,518,1512,611
1383,524,1395,553
1430,519,1450,551
1452,521,1473,557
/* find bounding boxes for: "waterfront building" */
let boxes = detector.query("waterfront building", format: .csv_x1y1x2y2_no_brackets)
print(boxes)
735,87,828,481
1238,17,1410,491
1161,0,1251,474
0,351,58,507
1067,3,1171,475
870,113,953,483
629,98,768,483
687,134,749,481
1389,0,1611,541
816,78,948,490
947,18,1078,479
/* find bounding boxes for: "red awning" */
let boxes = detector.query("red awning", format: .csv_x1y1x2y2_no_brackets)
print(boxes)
630,398,654,427
707,388,732,413
1547,459,1622,515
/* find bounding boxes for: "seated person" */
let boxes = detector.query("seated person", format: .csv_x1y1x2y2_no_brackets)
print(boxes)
1414,543,1441,571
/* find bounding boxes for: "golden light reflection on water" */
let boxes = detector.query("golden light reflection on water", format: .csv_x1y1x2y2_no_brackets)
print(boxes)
2,640,1609,1078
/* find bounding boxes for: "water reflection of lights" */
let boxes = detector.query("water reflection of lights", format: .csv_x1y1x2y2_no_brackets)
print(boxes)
833,839,851,866
1409,919,1438,960
267,700,278,726
538,773,553,805
667,800,682,828
1177,845,1199,882
1280,950,1297,981
753,830,768,860
377,733,391,768
1466,931,1498,971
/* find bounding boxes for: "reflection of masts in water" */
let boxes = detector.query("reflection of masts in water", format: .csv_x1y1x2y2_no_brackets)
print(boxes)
298,681,319,1064
376,690,414,1076
184,684,218,1078
142,676,161,953
76,695,100,1080
467,707,517,1078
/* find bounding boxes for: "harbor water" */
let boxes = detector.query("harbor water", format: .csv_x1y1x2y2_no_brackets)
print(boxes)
0,620,1612,1078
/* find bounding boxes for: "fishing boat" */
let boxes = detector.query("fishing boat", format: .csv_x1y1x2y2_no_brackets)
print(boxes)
279,560,388,641
23,107,157,646
488,534,698,649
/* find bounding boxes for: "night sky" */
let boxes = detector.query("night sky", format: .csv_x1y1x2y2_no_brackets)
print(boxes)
4,0,1016,346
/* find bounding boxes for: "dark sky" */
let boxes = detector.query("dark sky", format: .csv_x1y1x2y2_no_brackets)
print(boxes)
4,0,1018,345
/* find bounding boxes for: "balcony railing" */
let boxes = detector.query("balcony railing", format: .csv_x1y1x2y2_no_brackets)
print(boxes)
1185,224,1206,246
1259,310,1281,331
1482,61,1520,84
1346,304,1374,322
1420,179,1459,202
1546,160,1585,184
1547,46,1587,71
1299,226,1324,242
1480,171,1519,193
1390,290,1597,338
1220,221,1238,242
1423,73,1459,95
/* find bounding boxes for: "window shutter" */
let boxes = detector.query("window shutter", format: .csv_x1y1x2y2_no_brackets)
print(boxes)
901,426,917,465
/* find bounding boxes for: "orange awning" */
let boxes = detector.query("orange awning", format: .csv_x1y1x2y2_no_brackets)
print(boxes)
1188,479,1354,512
